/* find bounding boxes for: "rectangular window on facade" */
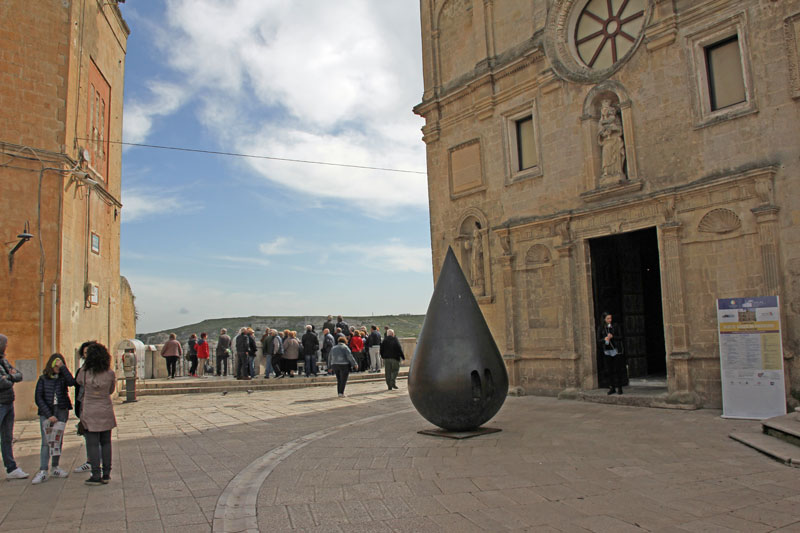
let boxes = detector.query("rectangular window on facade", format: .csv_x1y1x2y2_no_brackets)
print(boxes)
91,232,100,255
516,116,537,171
87,60,111,181
705,36,746,111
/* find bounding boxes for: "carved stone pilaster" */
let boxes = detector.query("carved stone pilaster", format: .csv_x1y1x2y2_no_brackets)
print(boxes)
659,222,688,354
658,222,695,402
498,254,515,356
555,243,579,387
752,205,781,296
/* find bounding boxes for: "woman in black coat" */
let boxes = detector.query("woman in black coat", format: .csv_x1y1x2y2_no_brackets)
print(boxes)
597,312,625,395
32,353,75,484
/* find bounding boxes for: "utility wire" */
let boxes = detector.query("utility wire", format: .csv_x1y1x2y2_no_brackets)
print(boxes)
77,138,427,175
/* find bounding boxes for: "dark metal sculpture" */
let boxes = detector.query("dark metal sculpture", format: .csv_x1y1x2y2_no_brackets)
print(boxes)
408,246,509,432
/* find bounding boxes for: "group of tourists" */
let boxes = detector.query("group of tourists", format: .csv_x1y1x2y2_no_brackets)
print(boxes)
0,333,117,486
160,315,406,396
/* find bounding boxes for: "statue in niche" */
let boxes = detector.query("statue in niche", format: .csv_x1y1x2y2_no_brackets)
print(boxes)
463,221,484,291
597,99,626,182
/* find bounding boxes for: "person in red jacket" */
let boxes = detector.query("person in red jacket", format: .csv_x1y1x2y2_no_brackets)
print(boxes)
195,333,210,377
348,332,364,373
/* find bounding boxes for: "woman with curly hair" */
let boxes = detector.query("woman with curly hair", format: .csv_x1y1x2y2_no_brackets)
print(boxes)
76,343,116,485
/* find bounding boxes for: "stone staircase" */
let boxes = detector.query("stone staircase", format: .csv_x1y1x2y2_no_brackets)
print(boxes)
729,411,800,467
121,370,409,396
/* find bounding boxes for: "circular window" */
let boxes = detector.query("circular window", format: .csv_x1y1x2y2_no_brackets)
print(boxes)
574,0,646,69
544,0,651,83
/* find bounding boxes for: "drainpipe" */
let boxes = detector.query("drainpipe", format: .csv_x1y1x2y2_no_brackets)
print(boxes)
39,281,44,361
51,283,57,354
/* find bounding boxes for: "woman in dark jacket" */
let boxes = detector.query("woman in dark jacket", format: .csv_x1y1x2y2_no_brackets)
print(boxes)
597,312,625,395
32,353,75,484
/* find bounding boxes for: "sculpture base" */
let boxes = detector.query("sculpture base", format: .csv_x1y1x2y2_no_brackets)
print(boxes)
418,427,501,439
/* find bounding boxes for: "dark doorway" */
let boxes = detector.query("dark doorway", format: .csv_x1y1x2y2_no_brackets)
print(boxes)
590,227,666,388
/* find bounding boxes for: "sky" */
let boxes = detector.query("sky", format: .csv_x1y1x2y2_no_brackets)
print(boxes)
118,1,433,333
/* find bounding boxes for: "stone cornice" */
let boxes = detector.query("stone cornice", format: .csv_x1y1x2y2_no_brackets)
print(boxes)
495,164,779,232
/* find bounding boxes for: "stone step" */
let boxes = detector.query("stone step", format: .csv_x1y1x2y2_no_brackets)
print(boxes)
122,371,408,396
730,430,800,467
762,412,800,447
566,386,702,410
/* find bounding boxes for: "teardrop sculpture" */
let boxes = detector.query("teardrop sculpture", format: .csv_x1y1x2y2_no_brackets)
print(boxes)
408,246,509,431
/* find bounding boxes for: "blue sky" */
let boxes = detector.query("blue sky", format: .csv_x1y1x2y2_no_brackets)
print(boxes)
118,1,433,333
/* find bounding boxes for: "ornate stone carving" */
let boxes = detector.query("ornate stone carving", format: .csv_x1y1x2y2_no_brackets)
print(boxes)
754,174,774,206
697,208,741,234
464,223,486,290
525,244,551,265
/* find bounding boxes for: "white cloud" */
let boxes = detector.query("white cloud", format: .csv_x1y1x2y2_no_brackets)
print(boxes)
258,237,295,256
211,255,271,268
142,0,427,215
123,81,187,143
340,241,431,273
121,188,183,223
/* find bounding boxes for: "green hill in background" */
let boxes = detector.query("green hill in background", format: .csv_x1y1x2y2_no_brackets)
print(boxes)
136,314,425,345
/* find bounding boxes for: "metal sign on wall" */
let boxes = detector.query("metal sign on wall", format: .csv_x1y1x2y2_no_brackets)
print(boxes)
717,296,786,419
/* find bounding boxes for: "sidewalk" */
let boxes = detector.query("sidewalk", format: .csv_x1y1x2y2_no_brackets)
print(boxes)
0,379,798,532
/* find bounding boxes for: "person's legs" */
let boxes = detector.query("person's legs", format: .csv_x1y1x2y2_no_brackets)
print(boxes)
99,430,112,480
85,432,101,478
271,355,281,377
38,416,50,471
0,403,18,473
367,346,376,372
384,358,399,389
248,355,256,378
304,354,313,376
334,366,345,395
189,356,198,375
222,356,228,377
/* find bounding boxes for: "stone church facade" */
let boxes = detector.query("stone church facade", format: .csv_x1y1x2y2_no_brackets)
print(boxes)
0,0,134,418
414,0,800,408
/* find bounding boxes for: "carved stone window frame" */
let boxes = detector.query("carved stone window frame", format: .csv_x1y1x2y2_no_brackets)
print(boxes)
785,11,800,100
502,100,544,185
685,12,757,129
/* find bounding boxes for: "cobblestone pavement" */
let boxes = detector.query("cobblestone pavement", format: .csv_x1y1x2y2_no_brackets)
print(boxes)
0,379,798,532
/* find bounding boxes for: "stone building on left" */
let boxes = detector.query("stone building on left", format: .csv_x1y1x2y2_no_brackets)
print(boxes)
0,0,135,419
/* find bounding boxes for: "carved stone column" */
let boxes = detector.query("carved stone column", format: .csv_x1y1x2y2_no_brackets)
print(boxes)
658,222,696,404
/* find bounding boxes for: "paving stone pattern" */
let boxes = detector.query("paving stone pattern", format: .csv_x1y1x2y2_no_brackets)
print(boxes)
0,380,799,532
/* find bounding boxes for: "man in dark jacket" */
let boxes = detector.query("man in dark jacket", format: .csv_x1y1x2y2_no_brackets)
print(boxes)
366,325,382,373
379,329,405,391
0,334,27,479
322,316,336,336
216,328,231,377
246,328,258,378
301,325,320,377
235,328,250,380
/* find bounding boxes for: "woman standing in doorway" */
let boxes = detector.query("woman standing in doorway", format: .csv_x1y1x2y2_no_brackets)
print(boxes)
598,312,625,395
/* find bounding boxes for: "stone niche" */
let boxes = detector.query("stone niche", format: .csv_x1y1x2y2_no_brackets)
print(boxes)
579,80,642,201
455,208,492,302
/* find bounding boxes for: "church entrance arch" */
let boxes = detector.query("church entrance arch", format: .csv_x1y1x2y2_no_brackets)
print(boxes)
589,227,666,388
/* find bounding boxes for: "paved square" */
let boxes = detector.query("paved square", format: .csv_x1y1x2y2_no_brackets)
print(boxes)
1,381,797,532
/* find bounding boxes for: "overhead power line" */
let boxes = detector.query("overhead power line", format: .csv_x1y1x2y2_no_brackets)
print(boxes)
79,138,427,175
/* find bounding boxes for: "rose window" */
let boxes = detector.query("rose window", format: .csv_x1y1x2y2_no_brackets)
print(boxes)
574,0,646,69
